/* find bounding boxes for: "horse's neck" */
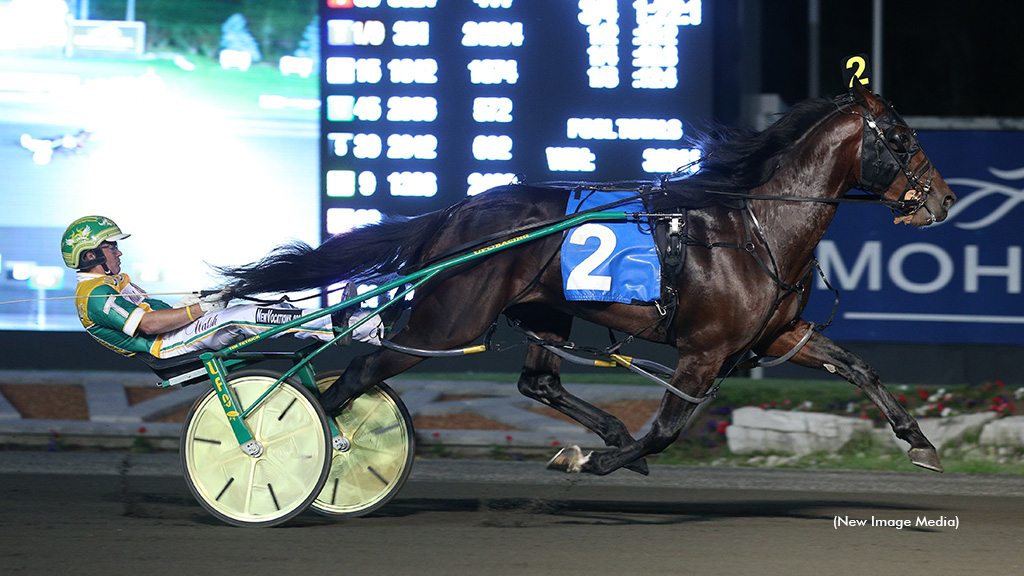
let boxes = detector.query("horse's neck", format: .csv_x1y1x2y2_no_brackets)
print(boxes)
752,117,861,273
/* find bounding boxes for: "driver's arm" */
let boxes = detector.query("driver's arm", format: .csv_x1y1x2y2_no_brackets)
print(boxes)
139,304,205,335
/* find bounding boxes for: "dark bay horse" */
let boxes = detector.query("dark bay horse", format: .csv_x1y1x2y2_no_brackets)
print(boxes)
219,85,957,476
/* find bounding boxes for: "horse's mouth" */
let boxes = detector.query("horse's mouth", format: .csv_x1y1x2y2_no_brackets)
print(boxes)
893,212,931,226
894,209,942,227
893,190,954,226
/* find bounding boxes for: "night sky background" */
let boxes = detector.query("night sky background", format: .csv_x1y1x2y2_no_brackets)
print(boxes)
760,0,1023,117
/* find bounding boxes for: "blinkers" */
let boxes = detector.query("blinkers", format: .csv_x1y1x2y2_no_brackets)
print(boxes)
846,95,935,217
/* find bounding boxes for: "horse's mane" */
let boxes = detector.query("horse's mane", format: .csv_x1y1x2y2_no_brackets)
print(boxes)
652,97,838,211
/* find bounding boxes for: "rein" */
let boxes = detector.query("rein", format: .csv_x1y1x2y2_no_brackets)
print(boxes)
405,178,906,279
685,188,908,210
0,291,210,306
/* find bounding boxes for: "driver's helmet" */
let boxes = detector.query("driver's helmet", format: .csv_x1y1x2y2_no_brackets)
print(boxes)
61,215,130,269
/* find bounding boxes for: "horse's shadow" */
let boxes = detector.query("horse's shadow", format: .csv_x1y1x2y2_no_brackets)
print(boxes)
368,496,945,531
117,488,946,533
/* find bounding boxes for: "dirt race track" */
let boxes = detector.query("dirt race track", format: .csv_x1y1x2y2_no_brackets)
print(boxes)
1,454,1023,575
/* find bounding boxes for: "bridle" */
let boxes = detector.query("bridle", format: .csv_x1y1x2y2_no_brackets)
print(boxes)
835,92,938,224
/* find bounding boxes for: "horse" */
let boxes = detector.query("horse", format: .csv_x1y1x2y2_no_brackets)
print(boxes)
218,83,957,476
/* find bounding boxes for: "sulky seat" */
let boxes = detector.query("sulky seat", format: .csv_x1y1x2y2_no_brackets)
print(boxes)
135,351,210,387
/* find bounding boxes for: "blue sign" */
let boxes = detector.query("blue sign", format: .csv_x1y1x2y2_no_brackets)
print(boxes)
805,130,1024,344
561,191,661,304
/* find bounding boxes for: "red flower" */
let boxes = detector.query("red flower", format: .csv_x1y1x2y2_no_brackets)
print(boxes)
715,421,729,434
137,426,147,434
505,435,514,442
917,387,929,400
551,441,561,447
432,432,441,438
897,394,908,403
996,380,1006,389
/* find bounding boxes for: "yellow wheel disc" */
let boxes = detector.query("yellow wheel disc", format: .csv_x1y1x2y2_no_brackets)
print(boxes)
181,370,331,527
312,373,415,517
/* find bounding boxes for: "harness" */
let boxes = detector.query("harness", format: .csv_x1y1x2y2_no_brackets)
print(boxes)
651,211,686,326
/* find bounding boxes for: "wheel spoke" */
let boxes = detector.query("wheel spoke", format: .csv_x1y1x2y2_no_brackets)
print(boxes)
346,395,387,438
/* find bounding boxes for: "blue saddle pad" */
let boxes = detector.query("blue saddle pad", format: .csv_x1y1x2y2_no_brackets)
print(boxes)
561,191,660,304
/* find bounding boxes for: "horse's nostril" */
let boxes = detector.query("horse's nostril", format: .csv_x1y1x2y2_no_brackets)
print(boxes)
943,195,956,209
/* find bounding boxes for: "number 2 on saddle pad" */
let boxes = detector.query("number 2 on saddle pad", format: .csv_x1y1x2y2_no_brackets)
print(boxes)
560,191,661,304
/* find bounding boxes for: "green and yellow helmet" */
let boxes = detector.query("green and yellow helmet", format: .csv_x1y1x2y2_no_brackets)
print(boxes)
61,216,131,269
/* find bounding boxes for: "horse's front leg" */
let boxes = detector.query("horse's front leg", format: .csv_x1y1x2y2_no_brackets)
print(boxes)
760,320,942,472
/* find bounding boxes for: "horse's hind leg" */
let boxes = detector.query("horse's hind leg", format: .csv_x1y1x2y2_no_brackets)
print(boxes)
319,347,427,414
511,306,648,474
760,320,942,472
320,273,516,413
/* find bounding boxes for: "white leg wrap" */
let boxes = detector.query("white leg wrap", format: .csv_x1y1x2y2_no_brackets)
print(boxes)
546,445,591,474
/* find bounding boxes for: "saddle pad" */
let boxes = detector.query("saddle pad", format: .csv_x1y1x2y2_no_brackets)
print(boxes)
561,190,660,304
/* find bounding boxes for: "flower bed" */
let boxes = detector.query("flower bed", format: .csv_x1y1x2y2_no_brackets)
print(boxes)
656,380,1024,469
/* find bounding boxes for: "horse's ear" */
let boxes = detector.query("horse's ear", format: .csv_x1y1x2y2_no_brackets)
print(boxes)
851,78,876,108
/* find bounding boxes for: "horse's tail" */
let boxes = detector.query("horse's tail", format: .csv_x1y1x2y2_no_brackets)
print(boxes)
217,210,448,297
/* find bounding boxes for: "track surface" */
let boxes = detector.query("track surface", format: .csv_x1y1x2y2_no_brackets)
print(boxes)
2,454,1023,575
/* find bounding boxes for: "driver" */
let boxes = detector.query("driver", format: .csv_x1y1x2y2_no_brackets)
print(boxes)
62,215,380,360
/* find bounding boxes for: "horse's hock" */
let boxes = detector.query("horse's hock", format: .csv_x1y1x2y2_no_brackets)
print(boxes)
726,407,1020,456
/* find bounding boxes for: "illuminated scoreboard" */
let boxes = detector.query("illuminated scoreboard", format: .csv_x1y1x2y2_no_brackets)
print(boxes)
320,0,712,234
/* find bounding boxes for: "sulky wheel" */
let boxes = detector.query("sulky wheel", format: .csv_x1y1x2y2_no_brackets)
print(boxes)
180,369,332,527
311,371,415,518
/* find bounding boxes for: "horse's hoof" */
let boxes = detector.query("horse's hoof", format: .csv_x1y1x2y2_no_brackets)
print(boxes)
625,458,649,476
908,447,944,473
546,445,591,474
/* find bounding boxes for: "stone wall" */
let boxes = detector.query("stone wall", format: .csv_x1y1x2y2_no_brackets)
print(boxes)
727,407,1024,455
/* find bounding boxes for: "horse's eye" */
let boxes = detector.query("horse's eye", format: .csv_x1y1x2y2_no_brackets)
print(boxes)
886,128,908,153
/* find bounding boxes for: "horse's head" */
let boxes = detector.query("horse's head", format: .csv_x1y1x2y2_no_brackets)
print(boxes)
847,84,957,226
